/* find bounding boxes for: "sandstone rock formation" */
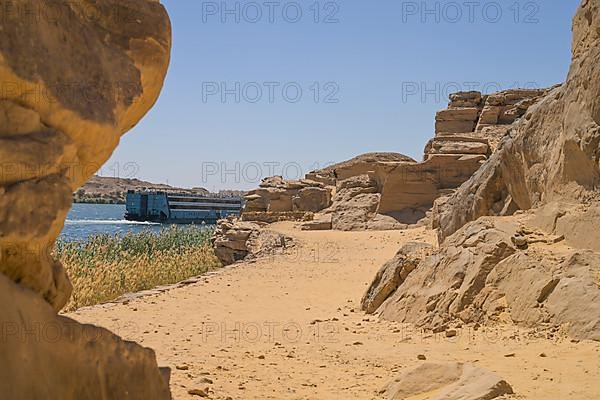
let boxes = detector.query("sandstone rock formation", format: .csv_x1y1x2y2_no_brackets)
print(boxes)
240,154,418,229
0,1,172,398
244,175,332,218
327,174,384,231
374,216,600,341
315,87,546,232
361,242,435,314
0,274,172,399
374,88,549,229
306,152,417,183
213,219,262,265
381,362,513,400
0,0,171,309
365,0,600,342
243,86,547,232
434,0,600,242
213,217,293,266
432,88,551,153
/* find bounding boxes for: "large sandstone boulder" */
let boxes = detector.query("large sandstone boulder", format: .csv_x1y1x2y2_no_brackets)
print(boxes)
212,217,293,266
361,242,435,314
1,1,172,398
378,218,518,330
434,0,600,241
0,0,171,310
381,362,513,400
244,176,332,215
213,219,262,265
0,274,171,399
328,174,382,231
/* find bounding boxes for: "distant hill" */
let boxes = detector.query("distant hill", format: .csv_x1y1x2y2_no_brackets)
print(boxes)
74,176,244,204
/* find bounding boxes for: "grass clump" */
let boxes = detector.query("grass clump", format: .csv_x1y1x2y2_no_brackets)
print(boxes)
56,225,221,311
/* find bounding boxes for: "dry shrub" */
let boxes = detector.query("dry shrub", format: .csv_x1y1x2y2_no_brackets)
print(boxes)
56,226,221,311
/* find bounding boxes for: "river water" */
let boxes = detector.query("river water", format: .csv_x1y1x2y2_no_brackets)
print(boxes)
60,203,164,242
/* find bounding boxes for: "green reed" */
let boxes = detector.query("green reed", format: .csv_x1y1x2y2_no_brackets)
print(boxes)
55,225,221,311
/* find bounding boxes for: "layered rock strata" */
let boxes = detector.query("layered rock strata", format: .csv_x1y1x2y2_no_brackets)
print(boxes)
242,87,547,232
433,0,600,242
213,217,293,266
366,0,600,341
0,1,173,397
373,217,600,341
376,88,551,228
244,175,332,217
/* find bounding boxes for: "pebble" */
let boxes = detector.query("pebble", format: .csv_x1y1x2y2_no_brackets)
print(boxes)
445,329,458,338
187,388,208,397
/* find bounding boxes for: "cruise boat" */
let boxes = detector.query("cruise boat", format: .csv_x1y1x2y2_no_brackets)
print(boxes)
125,191,243,224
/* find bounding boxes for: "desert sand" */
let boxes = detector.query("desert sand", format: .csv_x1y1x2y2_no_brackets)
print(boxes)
69,222,600,400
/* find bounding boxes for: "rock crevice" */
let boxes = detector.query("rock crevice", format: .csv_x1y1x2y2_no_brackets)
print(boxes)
367,0,600,343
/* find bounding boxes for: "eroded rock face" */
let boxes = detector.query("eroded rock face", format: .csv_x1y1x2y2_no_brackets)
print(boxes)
212,217,293,266
381,362,513,400
384,88,549,228
361,242,435,314
434,0,600,242
377,153,488,222
484,249,600,341
302,89,544,231
378,218,518,330
399,2,600,341
1,1,172,398
0,274,171,399
244,176,332,216
432,88,551,152
242,88,547,232
328,174,382,231
376,217,600,341
0,0,171,310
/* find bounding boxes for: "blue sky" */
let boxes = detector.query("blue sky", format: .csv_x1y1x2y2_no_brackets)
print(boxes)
103,0,579,191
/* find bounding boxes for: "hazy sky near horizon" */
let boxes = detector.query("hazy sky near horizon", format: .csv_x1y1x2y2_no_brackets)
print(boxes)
102,0,579,191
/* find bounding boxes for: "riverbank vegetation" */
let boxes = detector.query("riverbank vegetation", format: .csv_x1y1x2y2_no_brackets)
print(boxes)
56,226,221,311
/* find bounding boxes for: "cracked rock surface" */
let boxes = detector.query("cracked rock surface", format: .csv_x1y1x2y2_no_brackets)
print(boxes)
0,1,173,398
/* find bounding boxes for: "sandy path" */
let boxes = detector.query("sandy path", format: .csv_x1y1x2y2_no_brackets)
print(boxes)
70,223,600,399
